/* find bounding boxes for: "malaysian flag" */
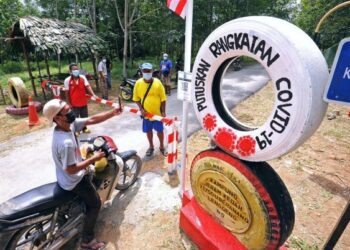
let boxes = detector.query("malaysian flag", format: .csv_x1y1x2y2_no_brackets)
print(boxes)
167,0,187,19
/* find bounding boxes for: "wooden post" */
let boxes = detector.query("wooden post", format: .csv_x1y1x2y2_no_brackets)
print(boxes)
91,56,99,92
78,54,83,69
21,40,37,97
57,53,61,74
0,85,6,104
36,53,43,83
45,51,51,79
36,53,46,100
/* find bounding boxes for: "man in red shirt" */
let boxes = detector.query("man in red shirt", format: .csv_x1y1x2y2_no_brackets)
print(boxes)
64,63,96,133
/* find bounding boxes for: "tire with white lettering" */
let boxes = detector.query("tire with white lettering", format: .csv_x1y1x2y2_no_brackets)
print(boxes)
8,77,29,108
192,16,329,161
191,149,294,250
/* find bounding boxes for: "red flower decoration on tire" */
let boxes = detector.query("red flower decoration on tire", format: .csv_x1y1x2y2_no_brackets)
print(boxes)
203,113,217,132
236,136,256,157
214,128,236,152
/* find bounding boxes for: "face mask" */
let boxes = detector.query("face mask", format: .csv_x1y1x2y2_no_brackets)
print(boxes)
163,56,168,60
65,110,76,124
72,70,80,77
103,59,106,63
143,72,152,80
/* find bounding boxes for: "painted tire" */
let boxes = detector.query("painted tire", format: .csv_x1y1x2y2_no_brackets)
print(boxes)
8,77,29,108
5,101,42,116
191,16,329,161
190,149,294,250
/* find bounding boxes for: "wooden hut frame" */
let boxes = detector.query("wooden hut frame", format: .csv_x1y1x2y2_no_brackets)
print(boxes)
7,16,106,97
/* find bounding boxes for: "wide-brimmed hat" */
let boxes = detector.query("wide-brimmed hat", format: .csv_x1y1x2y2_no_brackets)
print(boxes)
43,99,66,126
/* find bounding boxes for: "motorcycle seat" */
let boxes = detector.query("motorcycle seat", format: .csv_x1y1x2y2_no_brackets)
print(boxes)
0,182,76,221
118,150,137,161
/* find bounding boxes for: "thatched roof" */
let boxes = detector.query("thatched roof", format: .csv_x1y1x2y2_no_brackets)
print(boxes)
10,16,106,55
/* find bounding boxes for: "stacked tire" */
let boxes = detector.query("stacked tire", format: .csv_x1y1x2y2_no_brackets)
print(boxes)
5,77,42,115
189,16,329,250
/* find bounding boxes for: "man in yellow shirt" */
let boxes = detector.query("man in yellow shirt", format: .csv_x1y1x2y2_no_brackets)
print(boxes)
133,62,167,157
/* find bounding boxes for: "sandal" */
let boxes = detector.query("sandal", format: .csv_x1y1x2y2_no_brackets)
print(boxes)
146,148,154,157
159,148,167,157
81,239,106,250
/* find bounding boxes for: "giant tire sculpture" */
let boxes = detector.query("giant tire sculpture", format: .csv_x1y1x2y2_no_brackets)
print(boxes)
191,16,329,161
191,149,294,250
8,77,29,108
5,101,42,116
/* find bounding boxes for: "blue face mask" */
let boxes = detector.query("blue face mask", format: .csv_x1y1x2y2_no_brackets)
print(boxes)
143,72,152,80
72,70,80,77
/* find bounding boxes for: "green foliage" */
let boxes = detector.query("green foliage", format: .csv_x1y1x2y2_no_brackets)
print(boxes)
295,0,350,49
289,237,321,250
0,61,26,74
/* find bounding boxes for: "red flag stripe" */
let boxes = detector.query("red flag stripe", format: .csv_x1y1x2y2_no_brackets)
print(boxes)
175,0,187,16
167,0,187,18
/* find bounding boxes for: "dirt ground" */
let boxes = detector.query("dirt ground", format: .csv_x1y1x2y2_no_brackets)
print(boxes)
96,83,350,250
1,81,349,250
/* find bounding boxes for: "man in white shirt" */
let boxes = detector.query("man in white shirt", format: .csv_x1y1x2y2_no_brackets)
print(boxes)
98,57,108,100
43,99,122,249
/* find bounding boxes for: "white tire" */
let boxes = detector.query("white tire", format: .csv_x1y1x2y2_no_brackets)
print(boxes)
191,16,329,161
8,77,29,108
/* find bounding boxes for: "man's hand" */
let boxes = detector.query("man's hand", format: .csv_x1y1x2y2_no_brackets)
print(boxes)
92,150,105,162
161,111,166,117
114,107,122,115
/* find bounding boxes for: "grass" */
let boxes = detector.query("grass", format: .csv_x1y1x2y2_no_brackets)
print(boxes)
289,237,321,250
0,58,160,99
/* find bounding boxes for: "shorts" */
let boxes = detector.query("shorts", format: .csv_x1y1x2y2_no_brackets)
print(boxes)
161,71,169,77
142,119,164,133
72,106,88,118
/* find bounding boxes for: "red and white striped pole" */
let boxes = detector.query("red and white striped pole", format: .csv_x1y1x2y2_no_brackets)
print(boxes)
41,80,65,99
87,95,173,125
87,95,180,175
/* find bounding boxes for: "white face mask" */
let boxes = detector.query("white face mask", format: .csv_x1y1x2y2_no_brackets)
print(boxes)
143,72,152,80
163,56,168,60
72,69,80,77
102,59,106,63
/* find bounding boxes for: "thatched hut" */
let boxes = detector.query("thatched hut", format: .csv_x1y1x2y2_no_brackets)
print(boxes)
8,16,106,96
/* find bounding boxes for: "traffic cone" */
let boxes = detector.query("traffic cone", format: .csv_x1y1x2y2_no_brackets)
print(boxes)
28,96,39,126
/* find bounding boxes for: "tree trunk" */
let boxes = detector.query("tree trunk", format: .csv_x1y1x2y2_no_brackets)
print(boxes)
73,0,77,20
55,0,61,74
21,41,37,97
122,0,129,78
129,30,133,67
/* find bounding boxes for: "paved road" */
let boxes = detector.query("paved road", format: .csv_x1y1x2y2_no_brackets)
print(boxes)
0,63,269,203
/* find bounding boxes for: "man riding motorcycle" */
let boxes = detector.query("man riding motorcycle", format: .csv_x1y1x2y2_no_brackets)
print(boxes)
43,99,122,250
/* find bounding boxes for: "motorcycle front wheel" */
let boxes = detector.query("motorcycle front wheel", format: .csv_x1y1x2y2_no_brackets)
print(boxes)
116,154,142,190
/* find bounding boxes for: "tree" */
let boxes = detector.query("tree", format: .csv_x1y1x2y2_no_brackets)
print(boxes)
0,0,31,61
295,0,350,49
113,0,162,77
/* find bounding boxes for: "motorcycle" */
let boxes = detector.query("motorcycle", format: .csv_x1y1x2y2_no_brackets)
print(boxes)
120,65,160,101
0,135,142,249
232,57,242,71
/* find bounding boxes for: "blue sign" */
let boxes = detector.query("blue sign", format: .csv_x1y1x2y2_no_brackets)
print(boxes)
324,38,350,106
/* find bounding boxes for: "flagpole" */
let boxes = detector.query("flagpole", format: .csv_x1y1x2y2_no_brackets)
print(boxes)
180,0,193,196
